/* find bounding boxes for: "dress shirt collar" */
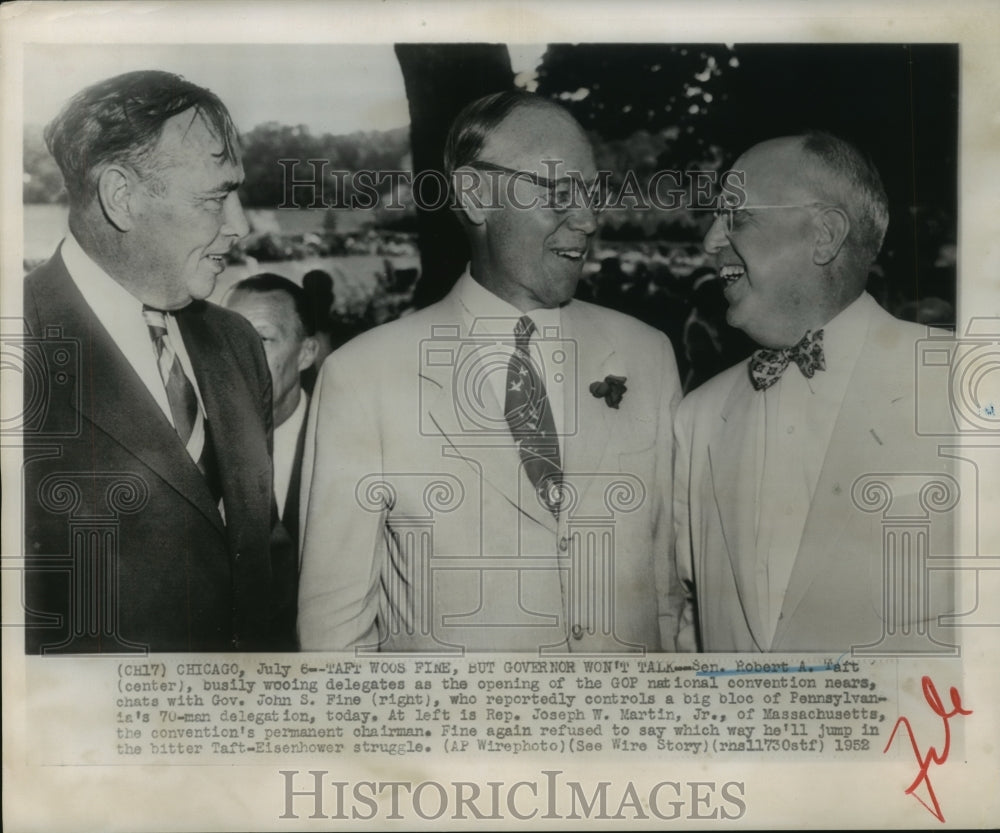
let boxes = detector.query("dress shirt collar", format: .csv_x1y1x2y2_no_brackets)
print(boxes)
60,232,207,419
276,389,308,441
61,231,145,324
758,291,875,394
454,268,562,338
811,291,876,388
274,391,308,514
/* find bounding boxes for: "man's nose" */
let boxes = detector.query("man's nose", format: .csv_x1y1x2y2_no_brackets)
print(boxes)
566,203,597,235
702,213,729,254
223,192,250,239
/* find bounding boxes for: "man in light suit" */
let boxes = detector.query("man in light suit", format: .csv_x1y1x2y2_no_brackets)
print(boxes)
299,91,684,652
673,132,955,653
23,71,293,653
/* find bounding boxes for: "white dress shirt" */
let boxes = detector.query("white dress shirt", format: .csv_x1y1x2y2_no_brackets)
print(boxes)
752,292,875,644
273,391,308,515
453,269,566,442
61,233,208,426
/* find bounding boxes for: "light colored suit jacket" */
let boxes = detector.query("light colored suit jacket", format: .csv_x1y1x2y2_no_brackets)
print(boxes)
673,297,956,652
298,283,683,652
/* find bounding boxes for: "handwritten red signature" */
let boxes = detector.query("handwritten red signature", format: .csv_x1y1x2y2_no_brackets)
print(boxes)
883,675,972,823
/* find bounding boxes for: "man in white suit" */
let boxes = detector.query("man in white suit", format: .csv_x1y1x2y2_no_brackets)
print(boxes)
299,91,683,652
674,132,955,653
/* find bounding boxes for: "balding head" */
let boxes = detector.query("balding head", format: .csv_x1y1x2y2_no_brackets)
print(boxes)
732,133,887,284
799,131,889,274
703,133,887,347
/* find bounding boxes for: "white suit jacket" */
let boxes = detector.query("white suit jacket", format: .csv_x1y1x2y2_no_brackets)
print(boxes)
298,283,683,652
673,297,956,652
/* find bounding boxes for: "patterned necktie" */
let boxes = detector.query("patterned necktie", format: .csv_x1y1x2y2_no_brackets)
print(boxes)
142,307,220,499
749,328,826,391
504,315,563,517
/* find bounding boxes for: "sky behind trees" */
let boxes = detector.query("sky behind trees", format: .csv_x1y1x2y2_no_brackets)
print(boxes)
23,42,957,314
23,43,547,135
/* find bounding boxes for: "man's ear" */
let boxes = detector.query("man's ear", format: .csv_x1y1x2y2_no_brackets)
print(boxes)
451,167,488,226
812,206,850,266
297,336,319,372
96,165,136,232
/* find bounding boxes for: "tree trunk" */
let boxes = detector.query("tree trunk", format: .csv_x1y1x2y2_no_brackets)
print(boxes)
395,43,514,308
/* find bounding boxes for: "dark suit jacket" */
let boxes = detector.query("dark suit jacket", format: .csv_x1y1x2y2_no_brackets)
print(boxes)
267,406,309,645
23,249,295,653
281,407,308,552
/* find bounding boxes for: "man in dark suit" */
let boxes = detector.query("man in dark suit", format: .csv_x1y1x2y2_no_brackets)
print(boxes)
23,70,292,653
224,274,318,549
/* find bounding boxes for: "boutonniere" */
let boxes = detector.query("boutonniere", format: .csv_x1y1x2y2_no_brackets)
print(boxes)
589,375,628,409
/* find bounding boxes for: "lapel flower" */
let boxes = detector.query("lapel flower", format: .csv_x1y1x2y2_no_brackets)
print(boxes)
589,375,627,409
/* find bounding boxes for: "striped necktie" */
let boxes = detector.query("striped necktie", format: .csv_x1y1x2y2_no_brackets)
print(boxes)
142,307,220,500
504,315,563,517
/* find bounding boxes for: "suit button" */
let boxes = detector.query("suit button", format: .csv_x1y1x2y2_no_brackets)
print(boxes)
559,536,569,552
234,551,241,561
571,624,584,640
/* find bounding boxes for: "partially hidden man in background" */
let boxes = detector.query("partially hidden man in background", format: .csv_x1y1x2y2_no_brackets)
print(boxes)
224,273,318,572
23,71,296,653
673,133,954,652
298,91,684,652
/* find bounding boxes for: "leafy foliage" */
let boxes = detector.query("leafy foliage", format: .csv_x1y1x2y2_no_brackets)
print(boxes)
534,43,958,310
537,43,737,167
23,124,66,203
23,120,411,209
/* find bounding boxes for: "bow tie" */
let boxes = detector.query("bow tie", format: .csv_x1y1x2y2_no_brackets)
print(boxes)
749,329,826,391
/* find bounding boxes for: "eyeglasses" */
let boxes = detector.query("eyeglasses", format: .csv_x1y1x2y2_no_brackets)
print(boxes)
711,198,836,233
466,160,605,213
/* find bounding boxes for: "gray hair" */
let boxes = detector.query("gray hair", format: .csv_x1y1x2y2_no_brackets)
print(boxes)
801,130,889,272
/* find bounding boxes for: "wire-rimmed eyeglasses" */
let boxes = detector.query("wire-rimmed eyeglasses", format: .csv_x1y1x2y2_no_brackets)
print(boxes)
711,197,837,233
466,160,606,213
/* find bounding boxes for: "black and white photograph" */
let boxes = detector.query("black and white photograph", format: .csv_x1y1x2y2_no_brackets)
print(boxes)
2,1,998,829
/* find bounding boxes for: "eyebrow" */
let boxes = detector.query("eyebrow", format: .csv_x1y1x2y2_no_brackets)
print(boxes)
467,160,598,189
204,178,244,196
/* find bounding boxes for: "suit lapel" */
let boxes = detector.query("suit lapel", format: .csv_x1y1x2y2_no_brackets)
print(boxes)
35,259,225,533
772,307,908,647
281,408,309,543
708,369,768,648
177,303,271,547
560,303,614,500
421,292,556,532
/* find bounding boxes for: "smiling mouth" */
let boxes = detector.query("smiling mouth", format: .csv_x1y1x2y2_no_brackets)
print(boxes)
551,247,586,261
719,263,746,288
